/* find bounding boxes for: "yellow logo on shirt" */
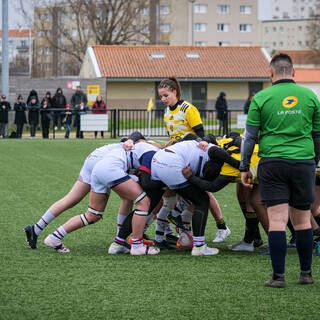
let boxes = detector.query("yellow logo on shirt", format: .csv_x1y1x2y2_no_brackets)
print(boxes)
282,96,298,108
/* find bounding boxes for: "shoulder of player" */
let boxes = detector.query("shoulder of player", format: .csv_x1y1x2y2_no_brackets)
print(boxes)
179,100,197,112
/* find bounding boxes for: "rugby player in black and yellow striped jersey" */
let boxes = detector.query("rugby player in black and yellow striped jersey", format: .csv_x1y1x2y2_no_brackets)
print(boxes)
158,77,230,242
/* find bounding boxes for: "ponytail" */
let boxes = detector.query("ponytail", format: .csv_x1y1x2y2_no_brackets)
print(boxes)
158,76,181,100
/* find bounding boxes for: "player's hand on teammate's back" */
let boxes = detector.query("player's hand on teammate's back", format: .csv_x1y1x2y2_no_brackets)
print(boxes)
123,139,134,150
182,166,193,178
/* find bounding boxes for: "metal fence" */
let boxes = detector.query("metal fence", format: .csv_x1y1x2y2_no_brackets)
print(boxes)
6,108,246,138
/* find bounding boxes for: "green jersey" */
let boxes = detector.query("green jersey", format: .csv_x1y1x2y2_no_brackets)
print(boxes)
246,80,320,159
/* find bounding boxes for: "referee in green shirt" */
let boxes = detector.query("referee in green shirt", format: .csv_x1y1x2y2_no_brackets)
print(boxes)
240,53,320,288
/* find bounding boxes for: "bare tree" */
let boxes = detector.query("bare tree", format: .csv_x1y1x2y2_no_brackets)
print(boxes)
17,0,152,76
308,0,320,51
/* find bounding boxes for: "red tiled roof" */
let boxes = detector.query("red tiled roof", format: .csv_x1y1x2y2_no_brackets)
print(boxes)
92,45,270,79
294,68,320,83
0,29,34,37
274,50,320,65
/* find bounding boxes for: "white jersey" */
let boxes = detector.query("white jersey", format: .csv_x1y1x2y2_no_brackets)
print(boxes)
151,140,216,189
127,142,159,170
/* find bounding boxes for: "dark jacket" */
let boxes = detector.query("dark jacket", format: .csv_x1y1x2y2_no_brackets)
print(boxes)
14,102,27,124
27,101,40,125
41,92,53,109
40,103,52,122
63,109,73,125
71,91,88,107
215,95,228,121
52,88,67,109
0,101,11,123
27,90,39,105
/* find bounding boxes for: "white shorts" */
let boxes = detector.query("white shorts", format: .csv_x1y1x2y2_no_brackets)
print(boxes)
78,154,102,185
90,158,131,194
151,151,189,190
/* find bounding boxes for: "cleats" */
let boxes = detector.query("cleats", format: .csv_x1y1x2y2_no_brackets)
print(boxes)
227,240,254,252
44,235,70,253
191,244,219,256
130,244,160,255
108,242,130,254
264,277,286,288
165,233,179,245
287,235,296,248
299,273,314,285
212,226,231,243
24,225,38,249
253,238,265,248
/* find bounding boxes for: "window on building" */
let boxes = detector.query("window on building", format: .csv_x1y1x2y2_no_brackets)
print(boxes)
45,63,51,71
72,13,77,20
273,41,276,47
217,23,229,32
160,24,170,33
217,41,230,46
38,14,42,21
61,13,68,21
194,23,207,32
141,7,149,15
195,41,207,46
149,53,165,59
46,47,51,54
45,14,52,21
217,5,229,14
194,4,208,13
240,5,252,14
298,25,302,31
275,7,280,11
38,48,43,55
280,26,284,32
265,27,269,33
298,40,302,47
84,28,89,36
37,31,43,37
306,40,309,46
264,41,269,48
185,52,200,59
280,41,283,47
142,25,149,33
160,5,170,15
21,40,27,47
240,24,252,32
301,6,305,11
72,29,77,37
46,30,51,37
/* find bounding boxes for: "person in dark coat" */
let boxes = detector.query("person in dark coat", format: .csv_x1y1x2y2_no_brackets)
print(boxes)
243,91,256,115
40,99,51,138
52,88,67,130
27,89,39,105
215,91,228,136
27,96,40,138
92,95,107,138
0,94,11,138
14,95,27,138
71,86,88,139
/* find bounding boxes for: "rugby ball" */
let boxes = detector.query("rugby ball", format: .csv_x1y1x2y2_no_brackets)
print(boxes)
177,230,193,250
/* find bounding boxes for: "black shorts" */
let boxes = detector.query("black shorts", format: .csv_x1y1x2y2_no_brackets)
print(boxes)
258,157,315,210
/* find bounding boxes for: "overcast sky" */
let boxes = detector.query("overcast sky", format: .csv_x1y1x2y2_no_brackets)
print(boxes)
1,0,272,29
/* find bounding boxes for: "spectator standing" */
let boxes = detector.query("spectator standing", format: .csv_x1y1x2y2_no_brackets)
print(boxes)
40,100,51,138
243,91,256,115
215,91,228,136
52,88,67,131
240,53,320,288
92,95,107,138
14,95,27,138
63,104,73,139
0,94,11,138
27,89,39,105
27,96,40,138
71,86,88,139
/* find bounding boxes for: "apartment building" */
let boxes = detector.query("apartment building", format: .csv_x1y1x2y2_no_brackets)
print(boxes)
33,0,261,77
271,0,317,19
0,29,33,73
262,18,316,54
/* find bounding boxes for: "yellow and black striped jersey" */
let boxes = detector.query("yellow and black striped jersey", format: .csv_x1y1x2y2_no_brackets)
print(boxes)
164,100,202,140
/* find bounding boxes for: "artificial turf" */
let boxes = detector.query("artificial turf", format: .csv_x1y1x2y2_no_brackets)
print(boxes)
0,139,319,320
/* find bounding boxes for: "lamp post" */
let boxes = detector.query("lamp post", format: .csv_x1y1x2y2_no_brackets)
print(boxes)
188,0,196,45
1,0,9,97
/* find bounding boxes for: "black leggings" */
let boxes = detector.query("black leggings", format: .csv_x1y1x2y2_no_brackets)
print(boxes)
117,188,165,240
175,185,209,237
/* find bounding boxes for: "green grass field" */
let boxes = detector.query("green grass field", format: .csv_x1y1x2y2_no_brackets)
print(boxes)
0,139,319,320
